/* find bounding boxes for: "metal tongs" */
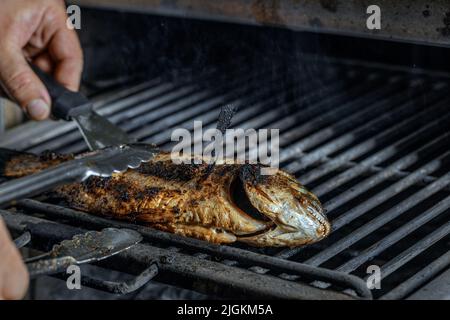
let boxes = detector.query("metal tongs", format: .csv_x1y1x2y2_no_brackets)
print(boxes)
0,67,155,283
24,228,143,278
0,64,159,206
0,144,158,206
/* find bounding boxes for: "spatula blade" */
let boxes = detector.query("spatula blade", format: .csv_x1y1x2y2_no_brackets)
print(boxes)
74,111,132,150
51,228,143,264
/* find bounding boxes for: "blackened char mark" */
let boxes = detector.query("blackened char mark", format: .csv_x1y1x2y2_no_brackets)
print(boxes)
144,187,162,197
115,183,130,201
239,164,268,186
137,161,205,182
82,176,112,192
135,187,163,202
39,150,73,162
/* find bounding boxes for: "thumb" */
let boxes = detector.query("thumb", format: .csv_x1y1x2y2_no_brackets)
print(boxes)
0,49,51,120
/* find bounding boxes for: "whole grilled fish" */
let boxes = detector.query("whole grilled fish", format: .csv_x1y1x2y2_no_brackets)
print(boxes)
0,149,331,247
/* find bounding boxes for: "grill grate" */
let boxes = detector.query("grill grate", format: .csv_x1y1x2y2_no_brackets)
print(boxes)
1,55,450,299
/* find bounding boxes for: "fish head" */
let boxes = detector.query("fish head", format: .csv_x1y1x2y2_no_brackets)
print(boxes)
232,165,331,247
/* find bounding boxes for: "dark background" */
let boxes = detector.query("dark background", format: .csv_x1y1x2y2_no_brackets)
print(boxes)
78,8,450,86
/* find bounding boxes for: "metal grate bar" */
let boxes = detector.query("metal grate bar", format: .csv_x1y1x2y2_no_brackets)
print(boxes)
59,62,327,154
320,129,450,211
142,72,347,148
362,166,450,189
25,80,189,152
282,83,444,172
229,73,363,132
3,65,229,151
0,79,163,150
28,65,249,153
2,57,450,299
379,220,450,279
280,84,412,164
304,171,450,266
3,209,352,300
337,194,450,273
311,159,442,187
229,76,394,163
90,78,166,110
298,93,450,186
22,59,255,152
277,132,450,260
329,151,450,232
143,67,342,140
275,77,400,157
380,250,450,300
12,199,371,299
182,72,363,156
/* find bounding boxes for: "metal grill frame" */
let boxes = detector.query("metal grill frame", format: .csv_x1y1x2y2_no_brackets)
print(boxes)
1,55,450,299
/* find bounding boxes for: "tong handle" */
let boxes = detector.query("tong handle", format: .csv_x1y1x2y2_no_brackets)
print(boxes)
27,256,77,279
30,64,92,121
14,231,31,249
75,263,158,294
0,161,87,207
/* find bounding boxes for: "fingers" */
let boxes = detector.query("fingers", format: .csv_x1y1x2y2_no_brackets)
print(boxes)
38,1,83,92
49,27,83,92
0,218,29,300
0,0,83,121
32,51,55,74
0,47,51,120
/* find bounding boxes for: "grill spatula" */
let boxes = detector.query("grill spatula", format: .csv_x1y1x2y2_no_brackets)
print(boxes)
25,228,143,278
0,66,160,206
31,64,132,151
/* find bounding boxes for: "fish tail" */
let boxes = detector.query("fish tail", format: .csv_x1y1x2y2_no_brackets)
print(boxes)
0,148,40,179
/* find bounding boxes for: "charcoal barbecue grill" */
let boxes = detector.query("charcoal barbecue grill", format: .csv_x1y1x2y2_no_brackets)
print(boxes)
1,3,450,300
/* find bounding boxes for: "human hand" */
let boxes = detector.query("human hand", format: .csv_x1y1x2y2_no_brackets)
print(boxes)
0,218,29,300
0,0,83,120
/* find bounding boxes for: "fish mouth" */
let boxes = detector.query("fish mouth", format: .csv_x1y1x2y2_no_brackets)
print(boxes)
237,225,277,239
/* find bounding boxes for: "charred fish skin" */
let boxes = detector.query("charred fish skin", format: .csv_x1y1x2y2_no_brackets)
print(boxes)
0,149,72,177
0,149,331,247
